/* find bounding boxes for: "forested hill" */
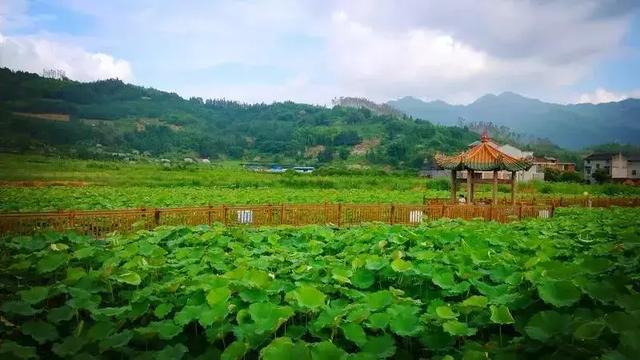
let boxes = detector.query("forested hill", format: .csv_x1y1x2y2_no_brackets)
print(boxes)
388,93,640,149
0,68,482,169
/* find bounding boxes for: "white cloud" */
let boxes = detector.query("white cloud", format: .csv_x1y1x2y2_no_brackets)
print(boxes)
1,0,637,104
0,32,132,81
578,88,640,104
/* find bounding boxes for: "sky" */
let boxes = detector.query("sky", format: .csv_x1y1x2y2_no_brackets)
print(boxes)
1,0,639,105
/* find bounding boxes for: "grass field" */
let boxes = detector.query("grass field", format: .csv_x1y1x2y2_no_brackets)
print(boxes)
1,154,639,212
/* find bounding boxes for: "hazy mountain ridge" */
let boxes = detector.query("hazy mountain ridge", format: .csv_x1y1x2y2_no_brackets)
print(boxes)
388,93,640,149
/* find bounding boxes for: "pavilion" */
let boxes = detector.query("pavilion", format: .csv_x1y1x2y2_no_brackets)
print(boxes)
434,130,533,205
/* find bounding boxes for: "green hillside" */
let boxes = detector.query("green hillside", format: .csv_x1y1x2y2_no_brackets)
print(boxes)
388,93,640,149
0,68,481,169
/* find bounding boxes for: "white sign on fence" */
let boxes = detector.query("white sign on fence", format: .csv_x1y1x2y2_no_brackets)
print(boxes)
409,210,424,224
237,210,253,224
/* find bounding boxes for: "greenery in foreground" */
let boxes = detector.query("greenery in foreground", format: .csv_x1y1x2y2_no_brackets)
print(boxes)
0,208,639,359
2,155,640,212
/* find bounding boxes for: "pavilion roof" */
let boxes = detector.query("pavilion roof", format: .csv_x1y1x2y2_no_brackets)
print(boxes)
434,131,533,172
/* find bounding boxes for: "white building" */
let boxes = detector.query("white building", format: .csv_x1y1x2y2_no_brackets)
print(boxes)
584,153,640,184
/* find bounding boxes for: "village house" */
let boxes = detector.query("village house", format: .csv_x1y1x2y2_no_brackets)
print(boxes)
584,153,640,184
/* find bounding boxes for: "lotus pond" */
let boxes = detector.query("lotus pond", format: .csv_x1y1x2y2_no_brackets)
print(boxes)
1,207,639,359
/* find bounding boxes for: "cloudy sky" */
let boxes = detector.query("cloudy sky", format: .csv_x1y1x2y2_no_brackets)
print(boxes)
1,0,639,105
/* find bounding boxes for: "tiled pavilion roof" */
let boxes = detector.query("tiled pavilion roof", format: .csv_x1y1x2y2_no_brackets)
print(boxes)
434,131,533,172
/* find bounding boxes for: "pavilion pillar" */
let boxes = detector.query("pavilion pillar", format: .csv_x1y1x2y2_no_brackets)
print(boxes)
466,170,473,204
451,170,457,204
511,171,516,205
492,170,498,204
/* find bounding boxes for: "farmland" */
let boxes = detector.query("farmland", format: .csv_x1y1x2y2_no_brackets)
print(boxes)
0,207,638,359
2,154,640,212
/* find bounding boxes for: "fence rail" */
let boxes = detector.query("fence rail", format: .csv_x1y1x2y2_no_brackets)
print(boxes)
424,196,640,208
0,203,558,238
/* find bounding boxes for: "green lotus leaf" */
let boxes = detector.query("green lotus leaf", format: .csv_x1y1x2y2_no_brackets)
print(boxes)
461,295,488,308
260,337,310,360
47,305,75,323
92,305,132,318
579,257,612,274
364,290,392,311
606,311,637,333
489,305,515,324
147,320,183,340
98,330,133,353
442,320,476,336
419,328,455,349
1,300,40,316
432,270,456,289
390,258,412,272
207,286,231,306
21,320,59,344
341,323,367,346
238,288,268,303
310,341,348,360
36,253,67,273
573,321,606,340
366,312,389,330
289,285,326,310
0,340,37,360
117,271,143,286
537,281,581,307
50,243,69,251
174,305,205,326
87,321,116,341
18,286,49,305
249,302,294,334
331,267,352,284
201,303,229,326
615,294,640,312
387,304,423,336
365,255,387,271
578,280,618,303
362,334,396,358
346,306,370,323
435,306,458,320
221,341,248,360
524,310,571,342
53,336,89,357
154,303,174,319
155,344,188,360
73,246,96,259
351,269,375,289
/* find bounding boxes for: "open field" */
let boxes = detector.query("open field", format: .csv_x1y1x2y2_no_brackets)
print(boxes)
0,207,638,359
1,154,640,212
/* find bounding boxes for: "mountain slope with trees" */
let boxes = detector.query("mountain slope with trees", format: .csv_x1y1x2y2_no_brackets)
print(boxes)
388,92,640,149
0,68,483,169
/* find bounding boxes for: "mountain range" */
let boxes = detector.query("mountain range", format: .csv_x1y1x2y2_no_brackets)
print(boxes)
387,92,640,149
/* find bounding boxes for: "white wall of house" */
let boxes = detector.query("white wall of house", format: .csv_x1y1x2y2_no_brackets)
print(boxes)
584,158,610,183
627,161,640,178
612,154,627,179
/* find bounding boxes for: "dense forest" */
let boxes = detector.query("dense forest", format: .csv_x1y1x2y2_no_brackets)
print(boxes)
0,68,608,170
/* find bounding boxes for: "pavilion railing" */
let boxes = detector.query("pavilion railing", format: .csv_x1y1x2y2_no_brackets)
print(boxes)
0,203,556,238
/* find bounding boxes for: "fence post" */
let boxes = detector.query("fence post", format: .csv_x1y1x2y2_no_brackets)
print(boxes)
518,204,523,220
489,205,493,222
324,201,328,225
337,203,342,227
222,205,228,225
154,208,160,226
280,204,285,225
207,204,212,225
390,204,395,225
441,204,445,218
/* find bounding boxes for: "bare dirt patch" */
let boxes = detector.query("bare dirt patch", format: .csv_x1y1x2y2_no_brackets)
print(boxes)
350,138,381,155
13,112,70,122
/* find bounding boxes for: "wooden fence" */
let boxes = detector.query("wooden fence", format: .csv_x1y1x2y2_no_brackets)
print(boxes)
0,203,555,238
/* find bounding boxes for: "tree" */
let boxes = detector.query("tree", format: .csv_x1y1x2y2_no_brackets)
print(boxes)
591,169,611,184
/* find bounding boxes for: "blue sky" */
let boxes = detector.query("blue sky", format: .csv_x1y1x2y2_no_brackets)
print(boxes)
1,0,639,105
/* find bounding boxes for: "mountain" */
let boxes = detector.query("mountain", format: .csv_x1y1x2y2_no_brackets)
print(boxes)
388,92,640,149
0,68,481,169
